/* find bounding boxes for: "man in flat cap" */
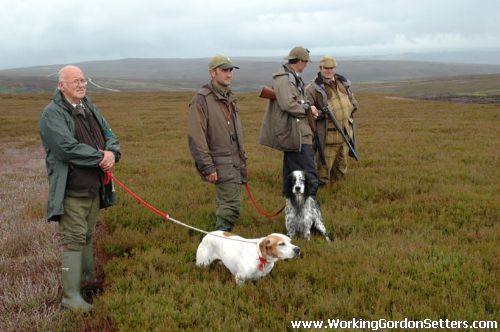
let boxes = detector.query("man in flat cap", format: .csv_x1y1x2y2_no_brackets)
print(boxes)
260,46,320,196
305,55,358,185
188,54,247,231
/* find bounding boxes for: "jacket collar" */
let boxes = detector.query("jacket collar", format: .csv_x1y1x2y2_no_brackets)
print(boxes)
204,82,236,103
52,89,86,111
314,73,325,86
52,88,92,110
315,72,336,86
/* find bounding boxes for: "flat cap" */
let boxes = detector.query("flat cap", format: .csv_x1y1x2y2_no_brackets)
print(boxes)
284,46,311,61
209,54,239,70
320,55,337,68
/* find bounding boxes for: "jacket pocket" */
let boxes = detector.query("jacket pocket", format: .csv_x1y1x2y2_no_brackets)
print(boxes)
212,155,239,184
276,116,300,150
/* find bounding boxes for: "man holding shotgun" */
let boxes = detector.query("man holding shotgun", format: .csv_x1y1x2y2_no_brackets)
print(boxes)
305,55,359,185
259,46,320,196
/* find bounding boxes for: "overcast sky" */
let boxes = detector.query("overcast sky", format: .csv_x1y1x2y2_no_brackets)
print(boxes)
1,0,499,69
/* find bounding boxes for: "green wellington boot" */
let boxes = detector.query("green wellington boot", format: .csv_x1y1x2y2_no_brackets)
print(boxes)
61,251,93,312
81,243,95,282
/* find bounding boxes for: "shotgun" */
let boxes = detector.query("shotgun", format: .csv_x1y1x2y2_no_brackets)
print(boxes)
348,117,357,159
259,86,326,165
321,106,359,161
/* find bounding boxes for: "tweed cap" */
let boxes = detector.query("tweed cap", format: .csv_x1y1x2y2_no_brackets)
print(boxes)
320,55,337,68
284,46,311,61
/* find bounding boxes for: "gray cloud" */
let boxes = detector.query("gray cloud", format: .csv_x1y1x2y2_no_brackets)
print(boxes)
1,0,499,69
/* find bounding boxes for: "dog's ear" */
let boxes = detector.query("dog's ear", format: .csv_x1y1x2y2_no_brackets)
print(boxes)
284,173,294,198
304,172,311,196
259,239,271,255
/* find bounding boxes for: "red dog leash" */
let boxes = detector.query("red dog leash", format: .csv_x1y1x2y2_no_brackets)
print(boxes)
104,171,169,220
244,182,284,220
106,171,283,222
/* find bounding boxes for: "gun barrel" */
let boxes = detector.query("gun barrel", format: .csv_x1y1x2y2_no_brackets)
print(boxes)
322,107,359,161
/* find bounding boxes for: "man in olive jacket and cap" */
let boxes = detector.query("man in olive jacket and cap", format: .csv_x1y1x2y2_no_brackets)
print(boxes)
39,65,121,312
305,56,358,184
259,46,320,196
188,54,247,231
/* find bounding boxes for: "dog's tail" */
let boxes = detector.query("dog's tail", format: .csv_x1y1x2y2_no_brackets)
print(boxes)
195,238,214,267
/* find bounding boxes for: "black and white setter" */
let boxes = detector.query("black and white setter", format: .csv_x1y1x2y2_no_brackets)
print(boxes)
284,170,331,241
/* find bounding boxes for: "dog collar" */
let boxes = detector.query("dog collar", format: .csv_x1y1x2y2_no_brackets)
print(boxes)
258,256,268,271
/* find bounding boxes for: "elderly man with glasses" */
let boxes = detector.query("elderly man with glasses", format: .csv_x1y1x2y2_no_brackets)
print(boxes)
39,65,121,312
260,46,320,197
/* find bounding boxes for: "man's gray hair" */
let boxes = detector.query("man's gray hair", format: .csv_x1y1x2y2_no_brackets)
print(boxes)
58,65,81,83
57,67,67,83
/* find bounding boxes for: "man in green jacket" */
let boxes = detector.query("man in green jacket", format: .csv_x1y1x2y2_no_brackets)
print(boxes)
39,65,121,312
188,54,247,231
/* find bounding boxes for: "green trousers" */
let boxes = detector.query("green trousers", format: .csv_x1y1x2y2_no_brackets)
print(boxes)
59,195,100,251
215,182,241,231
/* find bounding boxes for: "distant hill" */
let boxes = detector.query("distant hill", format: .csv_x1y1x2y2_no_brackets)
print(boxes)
356,73,500,103
360,49,500,65
1,57,500,93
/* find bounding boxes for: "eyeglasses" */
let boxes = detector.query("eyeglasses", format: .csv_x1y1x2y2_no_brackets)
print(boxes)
65,79,88,86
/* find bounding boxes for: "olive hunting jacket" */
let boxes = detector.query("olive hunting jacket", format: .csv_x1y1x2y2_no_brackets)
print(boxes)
188,83,248,184
259,64,313,152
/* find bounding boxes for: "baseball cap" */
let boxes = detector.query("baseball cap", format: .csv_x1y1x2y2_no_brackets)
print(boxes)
284,46,311,61
209,54,239,70
319,55,337,68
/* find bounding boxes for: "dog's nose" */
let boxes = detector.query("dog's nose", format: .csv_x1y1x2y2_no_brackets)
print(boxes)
294,186,300,192
294,247,301,255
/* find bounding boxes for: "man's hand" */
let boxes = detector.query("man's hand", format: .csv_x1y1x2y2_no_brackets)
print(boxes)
99,150,115,172
311,105,319,119
206,172,218,183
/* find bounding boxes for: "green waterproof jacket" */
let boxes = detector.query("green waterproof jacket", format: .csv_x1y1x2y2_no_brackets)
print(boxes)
39,90,121,221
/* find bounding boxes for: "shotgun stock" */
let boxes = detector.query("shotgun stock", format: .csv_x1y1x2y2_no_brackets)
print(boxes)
259,86,276,100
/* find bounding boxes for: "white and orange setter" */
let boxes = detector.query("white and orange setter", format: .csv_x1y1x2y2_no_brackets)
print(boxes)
196,231,300,285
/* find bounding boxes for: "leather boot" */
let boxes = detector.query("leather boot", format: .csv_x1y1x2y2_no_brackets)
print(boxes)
61,251,92,312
